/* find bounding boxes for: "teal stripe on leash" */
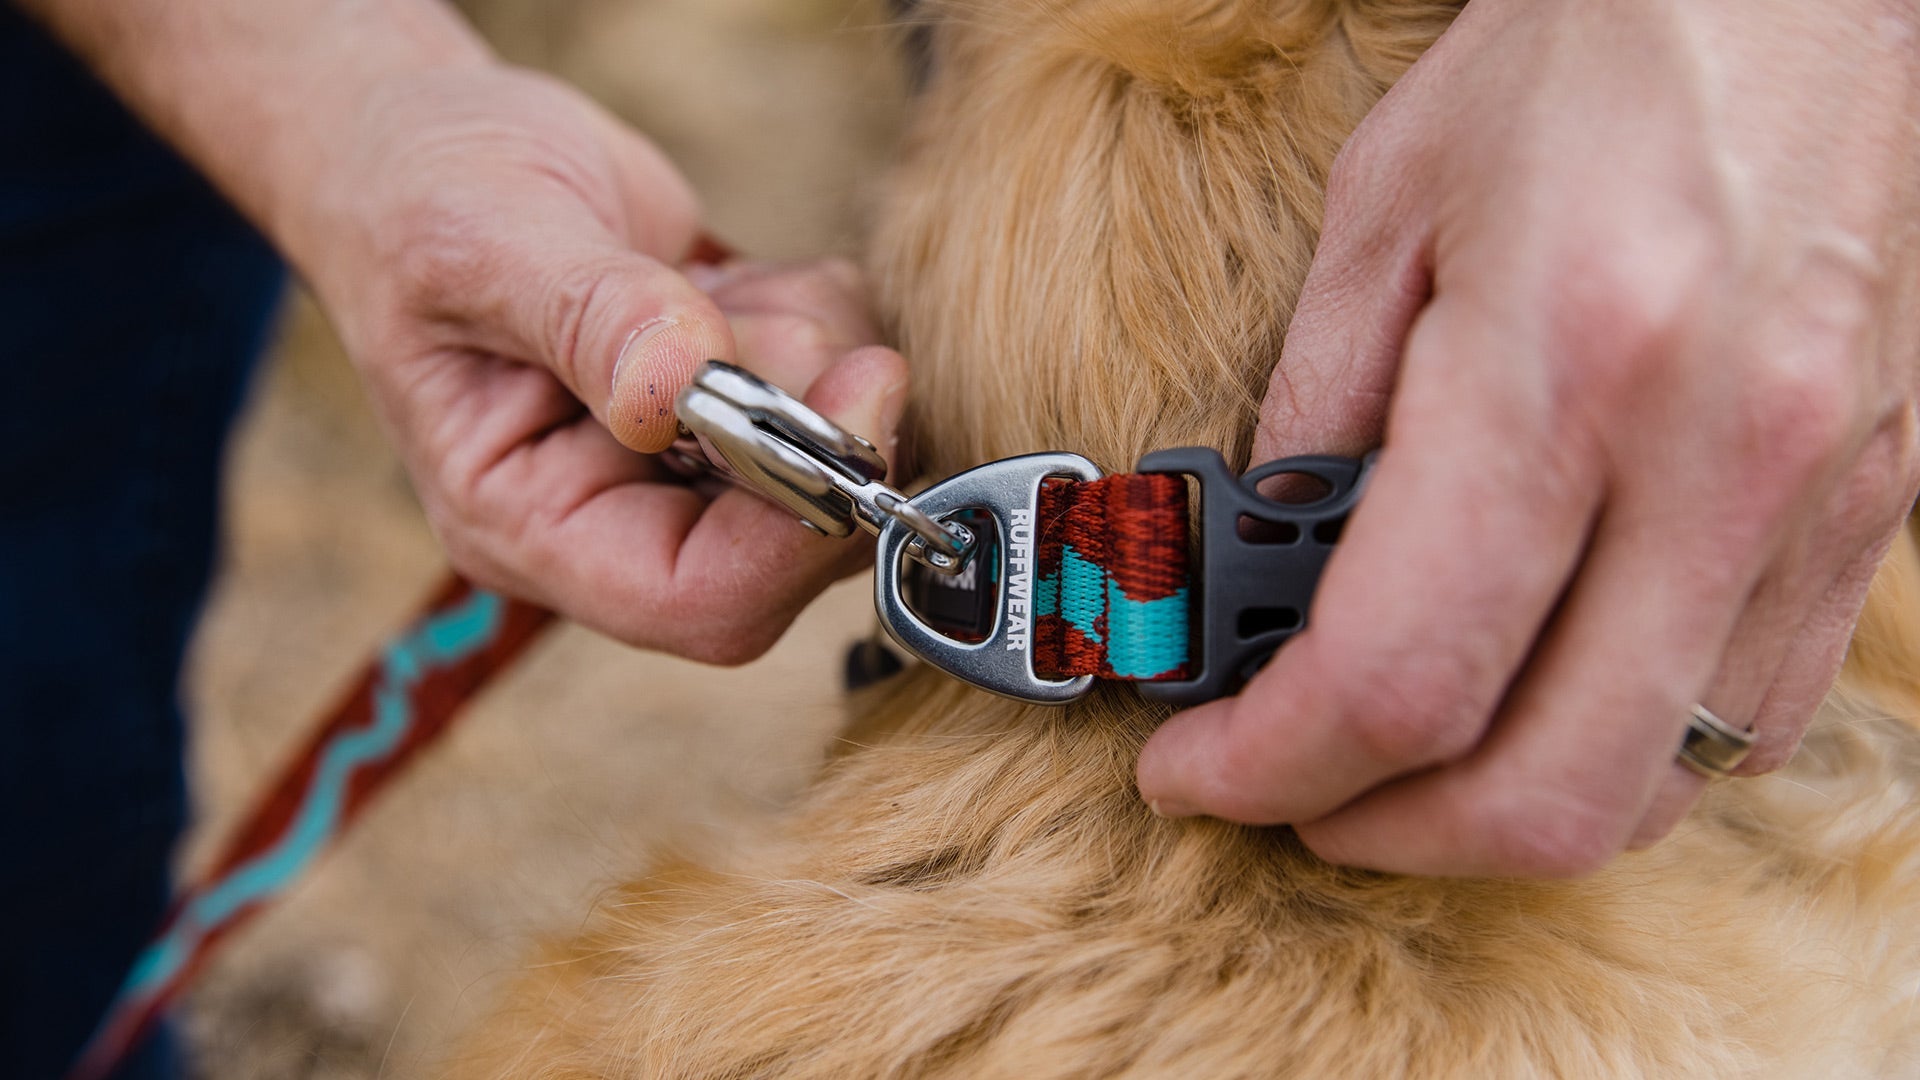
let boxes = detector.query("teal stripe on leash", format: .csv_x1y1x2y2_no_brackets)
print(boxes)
110,590,504,1003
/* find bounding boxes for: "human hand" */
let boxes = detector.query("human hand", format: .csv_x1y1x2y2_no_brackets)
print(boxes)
1137,0,1920,875
296,65,906,663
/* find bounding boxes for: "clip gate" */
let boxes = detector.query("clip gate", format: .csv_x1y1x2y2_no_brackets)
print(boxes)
671,362,972,571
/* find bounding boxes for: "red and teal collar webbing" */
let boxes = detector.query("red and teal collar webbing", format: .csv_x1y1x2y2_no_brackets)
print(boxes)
1034,473,1191,682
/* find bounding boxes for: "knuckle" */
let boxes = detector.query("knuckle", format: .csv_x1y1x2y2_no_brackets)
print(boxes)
1830,419,1919,534
1551,250,1706,389
1329,649,1490,768
816,256,866,295
434,523,510,597
765,271,854,326
745,313,833,361
1322,132,1391,219
1740,360,1858,478
541,256,627,391
1474,788,1621,878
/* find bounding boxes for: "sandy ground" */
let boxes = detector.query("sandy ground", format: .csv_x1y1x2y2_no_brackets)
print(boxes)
179,2,905,1075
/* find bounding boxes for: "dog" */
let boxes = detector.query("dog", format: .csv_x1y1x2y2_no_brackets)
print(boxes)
442,1,1920,1074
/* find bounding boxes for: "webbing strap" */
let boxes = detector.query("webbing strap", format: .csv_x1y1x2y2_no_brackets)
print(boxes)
1035,473,1191,682
70,233,737,1080
69,576,554,1080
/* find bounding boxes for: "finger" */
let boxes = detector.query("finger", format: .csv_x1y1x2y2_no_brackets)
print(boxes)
1622,528,1856,850
563,246,737,454
1251,140,1433,462
706,261,883,393
696,258,878,349
1826,511,1920,720
1634,385,1920,846
406,140,734,454
1622,548,1814,850
726,313,847,395
1137,296,1601,824
1736,446,1920,772
458,346,910,661
1293,480,1769,878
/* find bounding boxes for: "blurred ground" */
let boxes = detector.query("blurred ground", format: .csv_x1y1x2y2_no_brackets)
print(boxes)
180,2,905,1075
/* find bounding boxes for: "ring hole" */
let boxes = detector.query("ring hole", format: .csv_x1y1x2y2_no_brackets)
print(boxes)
1236,516,1300,544
1253,471,1333,505
898,508,1000,644
1237,606,1302,640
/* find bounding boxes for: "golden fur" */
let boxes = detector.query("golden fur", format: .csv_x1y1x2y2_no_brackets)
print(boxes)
445,1,1920,1075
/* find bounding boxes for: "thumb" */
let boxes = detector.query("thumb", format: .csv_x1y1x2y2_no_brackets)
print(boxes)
1251,176,1430,463
513,245,736,453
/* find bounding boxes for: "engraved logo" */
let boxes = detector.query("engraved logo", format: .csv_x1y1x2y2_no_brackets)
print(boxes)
1005,507,1032,651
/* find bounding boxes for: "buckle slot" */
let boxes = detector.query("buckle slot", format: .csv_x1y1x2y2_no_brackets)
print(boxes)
1135,448,1373,706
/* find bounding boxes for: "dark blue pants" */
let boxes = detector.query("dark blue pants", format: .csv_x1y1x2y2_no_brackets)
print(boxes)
0,8,285,1077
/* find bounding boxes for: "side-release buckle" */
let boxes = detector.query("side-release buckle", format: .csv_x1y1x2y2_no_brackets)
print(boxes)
872,448,1372,706
1134,448,1373,706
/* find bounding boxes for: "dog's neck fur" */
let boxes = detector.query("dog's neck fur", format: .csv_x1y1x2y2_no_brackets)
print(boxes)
873,0,1462,480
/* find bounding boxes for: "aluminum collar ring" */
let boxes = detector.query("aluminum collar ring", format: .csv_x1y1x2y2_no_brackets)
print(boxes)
875,452,1102,704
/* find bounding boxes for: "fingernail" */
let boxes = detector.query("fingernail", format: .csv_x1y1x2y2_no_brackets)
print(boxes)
878,377,910,436
683,262,729,292
1147,797,1197,819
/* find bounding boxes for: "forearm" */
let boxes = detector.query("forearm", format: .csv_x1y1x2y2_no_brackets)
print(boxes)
15,0,491,266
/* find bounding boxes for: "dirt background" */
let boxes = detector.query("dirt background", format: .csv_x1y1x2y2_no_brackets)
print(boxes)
180,2,905,1075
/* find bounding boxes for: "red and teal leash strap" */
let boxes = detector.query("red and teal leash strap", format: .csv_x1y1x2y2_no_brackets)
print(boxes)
70,234,735,1080
68,575,554,1080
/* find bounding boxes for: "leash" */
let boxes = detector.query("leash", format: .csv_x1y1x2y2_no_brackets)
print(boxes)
68,578,553,1080
71,235,734,1080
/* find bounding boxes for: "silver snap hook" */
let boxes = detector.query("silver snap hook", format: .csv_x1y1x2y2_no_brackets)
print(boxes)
671,362,974,570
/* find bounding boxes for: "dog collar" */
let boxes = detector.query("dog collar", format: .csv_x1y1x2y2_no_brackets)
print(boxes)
673,362,1370,705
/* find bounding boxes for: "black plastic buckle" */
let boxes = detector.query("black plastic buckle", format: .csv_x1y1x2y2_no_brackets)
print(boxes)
1134,448,1373,706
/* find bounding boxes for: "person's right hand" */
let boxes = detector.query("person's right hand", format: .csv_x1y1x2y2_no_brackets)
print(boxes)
1136,0,1920,875
293,64,906,663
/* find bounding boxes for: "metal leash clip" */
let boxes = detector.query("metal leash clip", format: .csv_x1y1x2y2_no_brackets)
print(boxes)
669,362,973,572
